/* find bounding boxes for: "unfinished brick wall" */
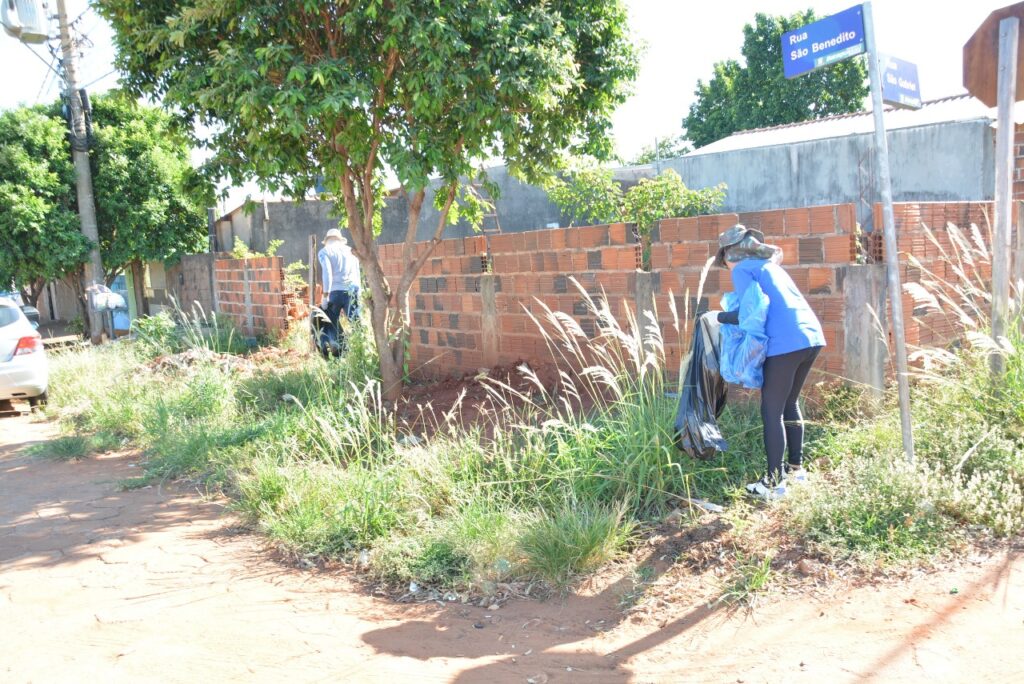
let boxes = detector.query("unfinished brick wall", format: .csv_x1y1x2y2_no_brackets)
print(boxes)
380,204,860,381
166,253,217,317
213,256,288,336
873,201,996,351
652,205,858,381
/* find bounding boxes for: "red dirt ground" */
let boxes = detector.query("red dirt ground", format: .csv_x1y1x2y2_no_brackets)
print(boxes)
1,414,1022,683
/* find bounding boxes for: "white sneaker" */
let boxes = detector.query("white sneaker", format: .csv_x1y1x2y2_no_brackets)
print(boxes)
745,476,787,501
786,467,809,484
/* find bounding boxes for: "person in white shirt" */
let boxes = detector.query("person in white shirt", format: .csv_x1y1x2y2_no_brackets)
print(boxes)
317,228,361,334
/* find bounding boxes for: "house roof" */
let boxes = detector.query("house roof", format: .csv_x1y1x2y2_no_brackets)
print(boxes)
686,94,1007,157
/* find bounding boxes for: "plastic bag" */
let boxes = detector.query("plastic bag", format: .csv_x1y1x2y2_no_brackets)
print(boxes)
720,282,769,389
673,313,728,460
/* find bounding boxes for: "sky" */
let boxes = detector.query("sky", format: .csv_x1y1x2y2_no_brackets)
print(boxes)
0,0,1010,209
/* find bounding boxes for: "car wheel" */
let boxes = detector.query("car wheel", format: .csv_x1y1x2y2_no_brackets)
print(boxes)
29,391,48,410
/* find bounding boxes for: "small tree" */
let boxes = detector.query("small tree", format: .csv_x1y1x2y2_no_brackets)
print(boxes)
0,107,90,307
98,0,639,401
622,170,725,268
546,161,624,227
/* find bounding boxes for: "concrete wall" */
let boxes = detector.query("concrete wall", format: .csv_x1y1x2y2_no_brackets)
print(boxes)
166,254,218,318
661,121,994,231
215,120,996,258
378,165,569,244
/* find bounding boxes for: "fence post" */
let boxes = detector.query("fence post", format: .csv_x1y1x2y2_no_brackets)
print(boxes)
242,260,255,337
481,274,498,367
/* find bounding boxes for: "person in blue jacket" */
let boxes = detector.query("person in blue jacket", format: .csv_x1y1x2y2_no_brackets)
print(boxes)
714,225,826,500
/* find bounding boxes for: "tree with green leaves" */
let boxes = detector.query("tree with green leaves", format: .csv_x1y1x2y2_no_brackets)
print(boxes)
684,10,868,149
0,94,210,319
0,106,90,308
97,0,639,401
86,93,211,283
546,161,624,227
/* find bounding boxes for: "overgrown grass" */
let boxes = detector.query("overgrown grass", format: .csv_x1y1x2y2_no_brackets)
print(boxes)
41,224,1024,598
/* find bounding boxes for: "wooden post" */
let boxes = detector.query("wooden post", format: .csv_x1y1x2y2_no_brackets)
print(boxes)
864,1,915,462
308,234,317,352
993,16,1019,374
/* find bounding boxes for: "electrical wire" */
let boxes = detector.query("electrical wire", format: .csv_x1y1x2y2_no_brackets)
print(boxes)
22,43,62,78
80,69,117,90
34,57,59,103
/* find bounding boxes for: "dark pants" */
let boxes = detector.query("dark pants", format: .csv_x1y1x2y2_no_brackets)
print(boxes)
325,288,358,329
761,346,822,482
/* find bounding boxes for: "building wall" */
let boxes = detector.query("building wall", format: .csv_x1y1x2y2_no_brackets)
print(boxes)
662,121,995,231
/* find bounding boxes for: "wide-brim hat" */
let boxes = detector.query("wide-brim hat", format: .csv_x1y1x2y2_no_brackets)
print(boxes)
714,224,766,268
323,228,347,245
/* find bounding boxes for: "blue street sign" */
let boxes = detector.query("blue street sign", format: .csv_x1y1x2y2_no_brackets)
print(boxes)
782,5,866,79
881,55,922,109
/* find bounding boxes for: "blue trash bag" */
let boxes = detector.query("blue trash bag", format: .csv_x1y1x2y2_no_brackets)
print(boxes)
720,282,769,389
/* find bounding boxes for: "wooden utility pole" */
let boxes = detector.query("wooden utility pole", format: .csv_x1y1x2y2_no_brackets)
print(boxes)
991,17,1019,373
56,0,105,343
864,2,915,462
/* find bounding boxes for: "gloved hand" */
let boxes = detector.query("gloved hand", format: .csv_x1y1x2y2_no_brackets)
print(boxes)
717,310,739,325
320,298,329,309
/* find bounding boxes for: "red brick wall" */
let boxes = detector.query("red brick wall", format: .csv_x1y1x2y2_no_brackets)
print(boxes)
380,204,858,380
213,256,288,336
652,205,857,381
872,201,995,351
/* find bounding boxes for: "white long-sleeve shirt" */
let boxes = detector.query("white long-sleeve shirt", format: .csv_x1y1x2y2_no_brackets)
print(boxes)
318,241,360,294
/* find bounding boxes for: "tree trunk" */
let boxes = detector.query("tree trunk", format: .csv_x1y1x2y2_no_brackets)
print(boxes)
17,278,45,309
70,269,91,339
130,259,150,316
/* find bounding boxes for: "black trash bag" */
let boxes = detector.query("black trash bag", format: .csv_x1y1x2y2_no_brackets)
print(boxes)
673,312,729,460
311,306,342,358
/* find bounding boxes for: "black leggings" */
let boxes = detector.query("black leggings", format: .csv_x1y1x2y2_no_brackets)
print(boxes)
761,346,821,482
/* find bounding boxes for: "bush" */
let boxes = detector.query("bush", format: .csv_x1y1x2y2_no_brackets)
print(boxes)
519,501,634,587
786,456,955,563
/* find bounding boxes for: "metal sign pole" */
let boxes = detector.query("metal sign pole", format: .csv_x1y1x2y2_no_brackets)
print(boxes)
992,17,1019,374
863,1,915,462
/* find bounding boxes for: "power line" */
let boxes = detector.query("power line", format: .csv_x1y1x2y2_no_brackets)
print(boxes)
22,43,62,78
80,69,116,90
34,56,59,103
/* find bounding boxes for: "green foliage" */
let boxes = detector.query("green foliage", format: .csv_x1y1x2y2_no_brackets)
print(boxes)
546,161,624,226
283,261,308,290
27,435,93,461
684,11,868,148
0,106,89,304
628,135,692,165
0,94,211,304
622,169,726,234
96,0,639,399
230,237,283,260
787,456,955,563
83,93,212,277
546,165,726,237
519,502,633,588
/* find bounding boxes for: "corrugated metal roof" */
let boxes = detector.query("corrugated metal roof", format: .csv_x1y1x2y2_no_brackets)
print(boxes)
687,94,1004,157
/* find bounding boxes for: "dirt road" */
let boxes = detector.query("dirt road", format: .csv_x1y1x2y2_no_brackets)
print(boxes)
2,415,1022,683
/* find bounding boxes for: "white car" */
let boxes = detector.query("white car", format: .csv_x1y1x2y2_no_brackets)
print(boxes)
0,296,48,411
